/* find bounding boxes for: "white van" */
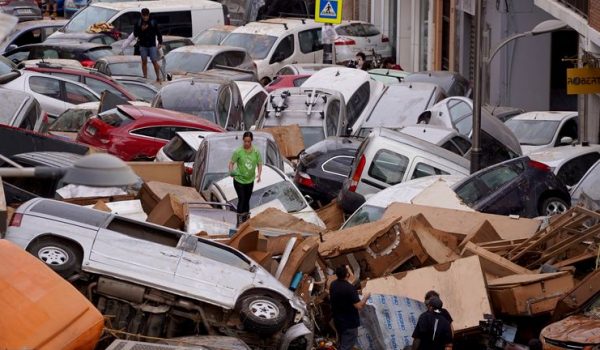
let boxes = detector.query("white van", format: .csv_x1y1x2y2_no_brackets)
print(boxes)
221,18,324,85
52,0,227,39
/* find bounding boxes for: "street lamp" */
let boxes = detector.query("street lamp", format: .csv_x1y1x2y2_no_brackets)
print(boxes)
0,153,138,187
472,18,568,173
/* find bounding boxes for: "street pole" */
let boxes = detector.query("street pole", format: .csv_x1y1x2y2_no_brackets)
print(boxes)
471,0,484,174
322,23,334,64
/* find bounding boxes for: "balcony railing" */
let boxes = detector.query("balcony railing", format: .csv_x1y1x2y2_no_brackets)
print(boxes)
559,0,589,19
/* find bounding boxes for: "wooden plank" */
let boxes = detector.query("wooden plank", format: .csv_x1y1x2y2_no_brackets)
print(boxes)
527,225,600,268
552,252,597,268
461,242,531,278
457,220,502,251
363,256,491,333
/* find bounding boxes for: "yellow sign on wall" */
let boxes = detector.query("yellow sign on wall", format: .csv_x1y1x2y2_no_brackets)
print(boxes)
315,0,343,24
567,68,600,95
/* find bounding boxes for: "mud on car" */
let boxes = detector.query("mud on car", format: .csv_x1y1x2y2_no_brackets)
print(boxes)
4,198,313,349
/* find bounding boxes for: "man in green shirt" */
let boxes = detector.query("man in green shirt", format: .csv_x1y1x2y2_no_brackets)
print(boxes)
229,132,262,225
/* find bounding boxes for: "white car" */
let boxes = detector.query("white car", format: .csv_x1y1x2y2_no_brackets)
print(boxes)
301,67,386,134
1,71,100,120
207,165,325,228
333,21,392,64
156,130,214,179
221,18,323,85
528,145,600,189
234,81,267,128
275,63,338,76
351,82,445,136
504,111,579,155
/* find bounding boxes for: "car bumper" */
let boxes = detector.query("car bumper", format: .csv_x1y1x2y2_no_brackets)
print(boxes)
3,8,42,21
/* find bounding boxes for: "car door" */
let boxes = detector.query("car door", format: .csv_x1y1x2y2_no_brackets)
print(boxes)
297,28,323,64
242,90,267,129
360,148,411,194
27,75,67,119
446,98,473,136
407,157,450,180
174,235,256,308
266,34,295,79
89,217,182,281
468,160,526,215
63,80,100,106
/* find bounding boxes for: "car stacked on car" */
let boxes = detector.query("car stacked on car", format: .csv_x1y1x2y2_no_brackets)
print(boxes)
1,5,596,350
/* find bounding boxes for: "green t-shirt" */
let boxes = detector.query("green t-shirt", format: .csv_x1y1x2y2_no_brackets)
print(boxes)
231,146,262,184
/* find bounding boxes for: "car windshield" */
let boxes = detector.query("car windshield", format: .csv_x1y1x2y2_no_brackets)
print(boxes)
363,87,433,128
164,52,212,74
153,85,218,123
0,56,16,75
120,82,157,101
109,62,156,80
193,30,230,45
49,108,95,132
230,180,307,213
301,126,325,148
221,33,276,60
163,135,195,162
64,6,118,33
505,119,560,146
208,137,268,173
343,204,385,228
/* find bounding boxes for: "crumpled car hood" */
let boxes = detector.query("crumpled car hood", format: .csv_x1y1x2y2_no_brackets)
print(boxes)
542,315,600,344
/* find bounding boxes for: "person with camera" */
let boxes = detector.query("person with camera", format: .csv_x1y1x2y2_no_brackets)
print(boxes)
412,296,453,350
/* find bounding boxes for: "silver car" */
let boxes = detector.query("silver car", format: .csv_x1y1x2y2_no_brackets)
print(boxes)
0,88,46,131
0,0,42,22
4,198,312,349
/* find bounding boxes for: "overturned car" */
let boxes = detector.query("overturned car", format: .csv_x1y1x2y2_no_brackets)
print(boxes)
3,198,312,349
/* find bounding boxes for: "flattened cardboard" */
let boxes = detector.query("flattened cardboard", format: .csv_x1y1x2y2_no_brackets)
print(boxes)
92,200,112,213
278,236,319,287
139,181,203,213
383,203,539,241
127,162,184,186
487,272,575,316
257,125,305,159
316,200,345,231
363,256,491,333
147,194,185,230
237,207,323,234
405,215,460,264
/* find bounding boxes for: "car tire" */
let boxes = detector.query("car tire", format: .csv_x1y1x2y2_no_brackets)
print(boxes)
539,197,568,216
27,238,82,278
238,294,287,335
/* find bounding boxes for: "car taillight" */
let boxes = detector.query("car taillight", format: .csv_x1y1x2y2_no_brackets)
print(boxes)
9,213,23,228
349,155,366,192
80,59,95,68
335,37,356,46
529,160,551,172
42,111,49,125
185,166,193,175
0,0,11,5
295,171,315,188
381,35,389,43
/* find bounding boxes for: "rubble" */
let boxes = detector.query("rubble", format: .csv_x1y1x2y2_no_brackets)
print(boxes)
127,161,185,186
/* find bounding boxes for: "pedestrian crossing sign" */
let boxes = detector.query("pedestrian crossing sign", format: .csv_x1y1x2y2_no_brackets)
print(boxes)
315,0,342,24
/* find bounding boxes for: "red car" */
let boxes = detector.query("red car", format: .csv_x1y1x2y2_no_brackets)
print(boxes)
76,105,224,161
25,64,138,101
265,74,311,93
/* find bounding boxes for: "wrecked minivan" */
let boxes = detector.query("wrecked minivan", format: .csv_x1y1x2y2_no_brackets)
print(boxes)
5,198,313,349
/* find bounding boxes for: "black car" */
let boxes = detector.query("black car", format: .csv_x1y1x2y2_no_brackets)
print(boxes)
294,136,361,206
43,32,117,46
3,42,114,67
111,35,193,56
0,19,67,53
453,156,571,218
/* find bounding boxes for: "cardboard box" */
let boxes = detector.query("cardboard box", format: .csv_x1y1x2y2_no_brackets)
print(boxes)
147,194,185,230
127,162,184,186
487,272,575,316
363,256,492,333
257,125,305,159
138,181,204,214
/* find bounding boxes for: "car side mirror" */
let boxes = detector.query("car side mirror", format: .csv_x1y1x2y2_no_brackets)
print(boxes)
560,136,574,145
417,111,432,124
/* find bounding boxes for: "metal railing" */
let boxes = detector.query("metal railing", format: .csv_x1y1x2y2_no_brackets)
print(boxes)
559,0,589,19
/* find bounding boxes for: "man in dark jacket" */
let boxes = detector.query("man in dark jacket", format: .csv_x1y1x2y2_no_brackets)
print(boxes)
329,266,371,350
412,296,453,350
134,8,163,83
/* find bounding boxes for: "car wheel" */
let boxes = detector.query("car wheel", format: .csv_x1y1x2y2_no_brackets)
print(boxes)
238,295,287,335
28,238,82,278
540,197,568,216
259,77,271,86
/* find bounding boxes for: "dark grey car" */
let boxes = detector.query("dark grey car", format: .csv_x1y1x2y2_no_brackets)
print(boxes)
0,0,42,22
0,19,66,53
404,71,472,97
43,32,117,45
0,88,45,131
152,77,244,131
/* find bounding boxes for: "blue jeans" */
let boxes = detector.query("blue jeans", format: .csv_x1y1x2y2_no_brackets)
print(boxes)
338,327,358,350
139,46,159,62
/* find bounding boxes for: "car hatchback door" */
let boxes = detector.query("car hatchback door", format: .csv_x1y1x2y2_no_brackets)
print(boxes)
175,235,256,309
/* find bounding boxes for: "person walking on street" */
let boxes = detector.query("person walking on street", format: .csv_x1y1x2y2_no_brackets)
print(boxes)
133,8,163,83
229,132,262,226
329,266,371,350
412,296,453,350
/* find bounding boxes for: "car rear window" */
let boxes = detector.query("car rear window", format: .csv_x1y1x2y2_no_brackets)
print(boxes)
336,23,380,37
97,108,133,127
86,48,114,61
31,200,110,227
163,135,196,162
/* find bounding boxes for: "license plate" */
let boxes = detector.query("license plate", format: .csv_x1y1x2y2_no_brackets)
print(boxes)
87,126,96,136
16,8,34,15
